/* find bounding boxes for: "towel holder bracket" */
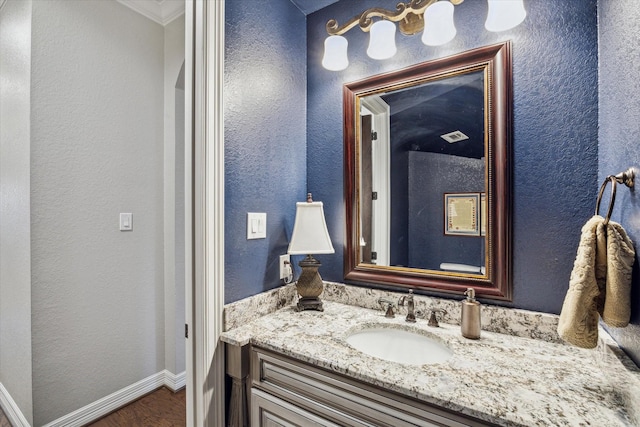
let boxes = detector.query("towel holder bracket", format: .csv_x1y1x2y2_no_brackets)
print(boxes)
614,167,635,189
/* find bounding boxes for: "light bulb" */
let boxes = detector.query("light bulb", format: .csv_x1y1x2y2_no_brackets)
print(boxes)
366,20,397,60
485,0,526,32
322,35,349,71
422,1,457,46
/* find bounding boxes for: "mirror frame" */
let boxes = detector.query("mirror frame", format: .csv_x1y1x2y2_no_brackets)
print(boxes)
343,42,512,301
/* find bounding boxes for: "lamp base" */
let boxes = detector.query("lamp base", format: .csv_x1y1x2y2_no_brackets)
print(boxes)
296,297,324,312
295,255,325,312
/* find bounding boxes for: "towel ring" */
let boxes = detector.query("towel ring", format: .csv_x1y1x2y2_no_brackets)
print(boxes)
595,176,617,225
595,168,635,226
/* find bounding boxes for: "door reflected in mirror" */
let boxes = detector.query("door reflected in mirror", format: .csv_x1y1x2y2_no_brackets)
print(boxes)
359,69,486,274
344,42,512,301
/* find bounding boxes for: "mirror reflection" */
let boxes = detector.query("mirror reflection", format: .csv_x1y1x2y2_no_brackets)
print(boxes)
344,42,512,301
359,69,487,275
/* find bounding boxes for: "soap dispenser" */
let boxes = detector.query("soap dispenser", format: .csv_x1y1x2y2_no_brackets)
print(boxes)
461,288,481,339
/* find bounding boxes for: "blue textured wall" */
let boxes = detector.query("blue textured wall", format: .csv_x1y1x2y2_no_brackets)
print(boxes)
307,0,598,312
224,0,307,303
408,153,484,270
598,0,640,366
390,141,409,266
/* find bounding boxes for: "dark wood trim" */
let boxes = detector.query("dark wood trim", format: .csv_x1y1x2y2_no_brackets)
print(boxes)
343,42,513,301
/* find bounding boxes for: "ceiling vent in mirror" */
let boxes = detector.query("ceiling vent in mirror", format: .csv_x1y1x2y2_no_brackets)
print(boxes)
441,130,469,143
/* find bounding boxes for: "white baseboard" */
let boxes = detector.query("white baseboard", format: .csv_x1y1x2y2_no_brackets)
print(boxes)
0,382,31,427
163,369,186,391
42,370,186,427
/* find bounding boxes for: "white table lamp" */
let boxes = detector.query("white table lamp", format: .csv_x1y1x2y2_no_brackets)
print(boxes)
288,193,334,311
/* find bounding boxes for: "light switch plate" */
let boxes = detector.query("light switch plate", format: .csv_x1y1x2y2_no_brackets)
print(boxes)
247,212,266,239
120,213,133,231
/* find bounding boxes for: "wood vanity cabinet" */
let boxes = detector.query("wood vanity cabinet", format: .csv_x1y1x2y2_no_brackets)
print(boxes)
226,343,496,427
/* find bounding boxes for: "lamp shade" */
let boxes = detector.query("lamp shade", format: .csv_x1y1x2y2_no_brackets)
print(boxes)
485,0,526,32
366,20,397,60
288,201,335,255
322,35,349,71
422,1,457,46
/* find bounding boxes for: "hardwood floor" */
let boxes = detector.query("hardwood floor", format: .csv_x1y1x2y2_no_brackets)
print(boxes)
0,407,10,427
87,387,186,427
0,386,185,427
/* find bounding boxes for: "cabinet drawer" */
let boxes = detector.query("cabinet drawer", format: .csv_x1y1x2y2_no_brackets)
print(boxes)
252,388,342,427
251,347,494,427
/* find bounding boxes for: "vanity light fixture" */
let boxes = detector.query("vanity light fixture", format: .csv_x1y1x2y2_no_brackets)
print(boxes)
485,0,527,32
322,0,526,71
366,20,398,60
322,35,349,71
288,193,335,312
421,0,457,46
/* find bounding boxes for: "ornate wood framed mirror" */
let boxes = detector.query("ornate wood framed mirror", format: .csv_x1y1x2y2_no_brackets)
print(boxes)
343,42,512,300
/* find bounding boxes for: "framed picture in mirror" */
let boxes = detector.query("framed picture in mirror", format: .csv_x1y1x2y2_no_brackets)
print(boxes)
444,193,480,237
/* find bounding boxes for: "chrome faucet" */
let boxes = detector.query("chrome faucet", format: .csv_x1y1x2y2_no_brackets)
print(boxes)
377,298,396,318
398,290,416,323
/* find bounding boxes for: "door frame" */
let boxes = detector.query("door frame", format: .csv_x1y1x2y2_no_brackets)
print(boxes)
185,1,225,425
360,96,391,266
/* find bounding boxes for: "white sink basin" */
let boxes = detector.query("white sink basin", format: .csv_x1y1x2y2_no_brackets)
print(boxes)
346,327,453,365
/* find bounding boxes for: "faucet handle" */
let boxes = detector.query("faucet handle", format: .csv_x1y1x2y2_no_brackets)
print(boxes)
377,298,396,318
428,308,447,327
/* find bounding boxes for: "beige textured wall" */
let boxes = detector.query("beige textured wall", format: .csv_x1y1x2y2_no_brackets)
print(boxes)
30,1,165,424
0,0,34,423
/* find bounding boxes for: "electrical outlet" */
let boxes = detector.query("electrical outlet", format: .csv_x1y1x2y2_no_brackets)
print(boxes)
279,254,291,280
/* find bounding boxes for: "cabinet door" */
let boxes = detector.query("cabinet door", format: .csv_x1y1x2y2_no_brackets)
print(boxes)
252,389,342,427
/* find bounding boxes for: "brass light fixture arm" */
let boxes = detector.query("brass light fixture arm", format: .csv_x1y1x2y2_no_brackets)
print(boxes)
326,0,464,36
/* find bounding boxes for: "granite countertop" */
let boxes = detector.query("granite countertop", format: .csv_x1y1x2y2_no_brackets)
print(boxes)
221,300,640,427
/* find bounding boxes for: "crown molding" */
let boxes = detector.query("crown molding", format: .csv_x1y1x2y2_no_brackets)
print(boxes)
116,0,184,26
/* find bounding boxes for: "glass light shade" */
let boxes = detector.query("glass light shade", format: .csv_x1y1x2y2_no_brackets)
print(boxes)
366,20,397,60
322,35,349,71
485,0,526,32
288,201,335,255
422,1,457,46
